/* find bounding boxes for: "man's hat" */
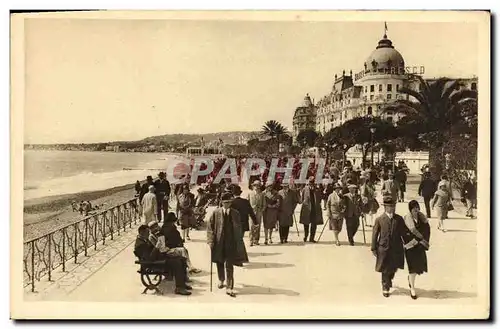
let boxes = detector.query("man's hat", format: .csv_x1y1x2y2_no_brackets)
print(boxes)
333,183,342,190
146,175,153,180
252,180,262,186
158,171,166,177
308,176,315,183
197,187,205,193
382,195,396,206
164,213,177,223
348,184,357,189
233,185,243,195
221,193,234,202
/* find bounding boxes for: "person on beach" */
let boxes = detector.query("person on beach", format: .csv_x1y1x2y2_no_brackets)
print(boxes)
230,185,257,238
177,184,196,241
326,183,346,246
141,185,158,225
133,224,191,296
299,176,324,243
371,195,405,298
278,183,299,244
248,180,265,246
402,200,430,300
207,193,249,298
154,172,171,222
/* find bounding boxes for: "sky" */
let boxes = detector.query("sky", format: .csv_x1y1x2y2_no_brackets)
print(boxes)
23,16,479,144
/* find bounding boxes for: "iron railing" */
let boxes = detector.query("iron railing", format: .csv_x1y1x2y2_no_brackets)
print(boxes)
23,198,140,292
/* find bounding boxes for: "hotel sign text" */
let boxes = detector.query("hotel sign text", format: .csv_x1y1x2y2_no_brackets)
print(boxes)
354,66,426,81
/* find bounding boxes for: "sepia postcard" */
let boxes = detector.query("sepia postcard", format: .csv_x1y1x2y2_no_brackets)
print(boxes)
10,10,490,319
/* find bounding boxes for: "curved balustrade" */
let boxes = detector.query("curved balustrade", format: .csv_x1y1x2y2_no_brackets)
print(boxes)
23,198,140,292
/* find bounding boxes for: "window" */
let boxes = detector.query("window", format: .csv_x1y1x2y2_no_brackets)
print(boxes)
396,84,399,91
387,116,393,123
387,84,392,92
387,94,392,100
379,84,382,92
365,86,367,93
370,95,374,100
370,85,374,92
364,96,367,101
386,111,393,115
367,107,373,115
471,82,477,91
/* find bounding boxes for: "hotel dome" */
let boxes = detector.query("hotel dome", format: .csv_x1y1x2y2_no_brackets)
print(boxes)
364,34,405,72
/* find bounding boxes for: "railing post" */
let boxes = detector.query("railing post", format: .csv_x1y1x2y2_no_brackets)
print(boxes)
62,228,66,272
84,218,89,257
74,223,78,264
116,210,120,236
31,241,35,292
129,203,133,228
102,214,106,245
48,234,52,281
110,211,114,241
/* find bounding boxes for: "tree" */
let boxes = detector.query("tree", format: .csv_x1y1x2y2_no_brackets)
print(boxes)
296,129,319,148
261,120,290,153
382,75,477,177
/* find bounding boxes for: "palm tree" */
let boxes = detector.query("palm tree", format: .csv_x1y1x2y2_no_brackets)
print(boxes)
261,120,289,153
382,75,477,176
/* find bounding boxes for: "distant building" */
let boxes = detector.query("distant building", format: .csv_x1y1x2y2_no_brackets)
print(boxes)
292,94,317,145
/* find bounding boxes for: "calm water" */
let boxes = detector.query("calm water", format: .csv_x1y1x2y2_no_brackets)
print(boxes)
24,150,183,200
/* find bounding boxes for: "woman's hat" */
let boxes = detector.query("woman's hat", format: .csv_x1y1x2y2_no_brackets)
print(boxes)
348,184,357,189
147,220,159,228
233,185,243,195
383,195,396,206
308,176,315,183
333,183,342,190
164,213,177,223
438,181,448,188
252,180,262,186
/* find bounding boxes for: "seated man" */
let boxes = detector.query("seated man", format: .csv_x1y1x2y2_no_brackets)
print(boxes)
134,224,191,296
160,213,202,275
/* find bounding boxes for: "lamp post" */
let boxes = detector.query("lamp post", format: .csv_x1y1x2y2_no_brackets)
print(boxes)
370,123,376,168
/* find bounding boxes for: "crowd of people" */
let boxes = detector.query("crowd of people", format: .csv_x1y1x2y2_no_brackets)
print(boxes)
131,157,477,299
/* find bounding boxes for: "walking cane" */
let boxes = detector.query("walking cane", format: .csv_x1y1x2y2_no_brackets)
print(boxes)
317,217,330,242
210,249,213,292
293,213,300,236
361,214,366,244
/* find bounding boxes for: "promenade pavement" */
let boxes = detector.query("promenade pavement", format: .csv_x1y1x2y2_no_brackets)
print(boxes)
25,180,480,309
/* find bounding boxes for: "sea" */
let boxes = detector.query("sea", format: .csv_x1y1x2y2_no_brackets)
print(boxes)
23,150,187,200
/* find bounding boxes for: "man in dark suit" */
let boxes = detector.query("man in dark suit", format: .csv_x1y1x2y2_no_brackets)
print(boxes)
139,176,155,202
207,193,249,297
371,196,405,298
231,185,257,237
133,224,191,296
418,172,437,218
154,171,171,222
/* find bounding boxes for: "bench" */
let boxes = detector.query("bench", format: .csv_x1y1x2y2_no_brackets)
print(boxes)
135,259,173,294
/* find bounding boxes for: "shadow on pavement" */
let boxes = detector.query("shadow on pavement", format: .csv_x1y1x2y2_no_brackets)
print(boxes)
416,289,477,299
445,228,476,233
247,252,282,257
269,241,305,247
237,284,300,297
244,261,295,270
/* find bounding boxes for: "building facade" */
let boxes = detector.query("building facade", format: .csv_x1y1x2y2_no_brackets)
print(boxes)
293,29,477,136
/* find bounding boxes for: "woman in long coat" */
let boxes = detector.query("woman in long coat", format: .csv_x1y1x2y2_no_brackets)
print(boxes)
431,181,451,232
177,184,196,241
402,200,430,300
299,177,324,243
263,185,281,244
278,184,299,243
326,183,346,246
359,177,378,227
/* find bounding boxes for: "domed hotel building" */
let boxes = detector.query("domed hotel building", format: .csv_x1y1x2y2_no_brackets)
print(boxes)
292,28,477,172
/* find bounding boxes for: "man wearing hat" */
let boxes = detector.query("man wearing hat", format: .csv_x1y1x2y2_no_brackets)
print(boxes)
299,176,324,243
248,180,265,246
371,195,405,298
141,185,158,225
139,175,155,202
326,183,346,246
344,183,362,246
278,183,299,244
207,193,249,297
154,171,171,222
231,185,257,237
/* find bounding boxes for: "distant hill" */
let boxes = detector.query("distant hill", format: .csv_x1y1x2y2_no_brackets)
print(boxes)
140,131,261,145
